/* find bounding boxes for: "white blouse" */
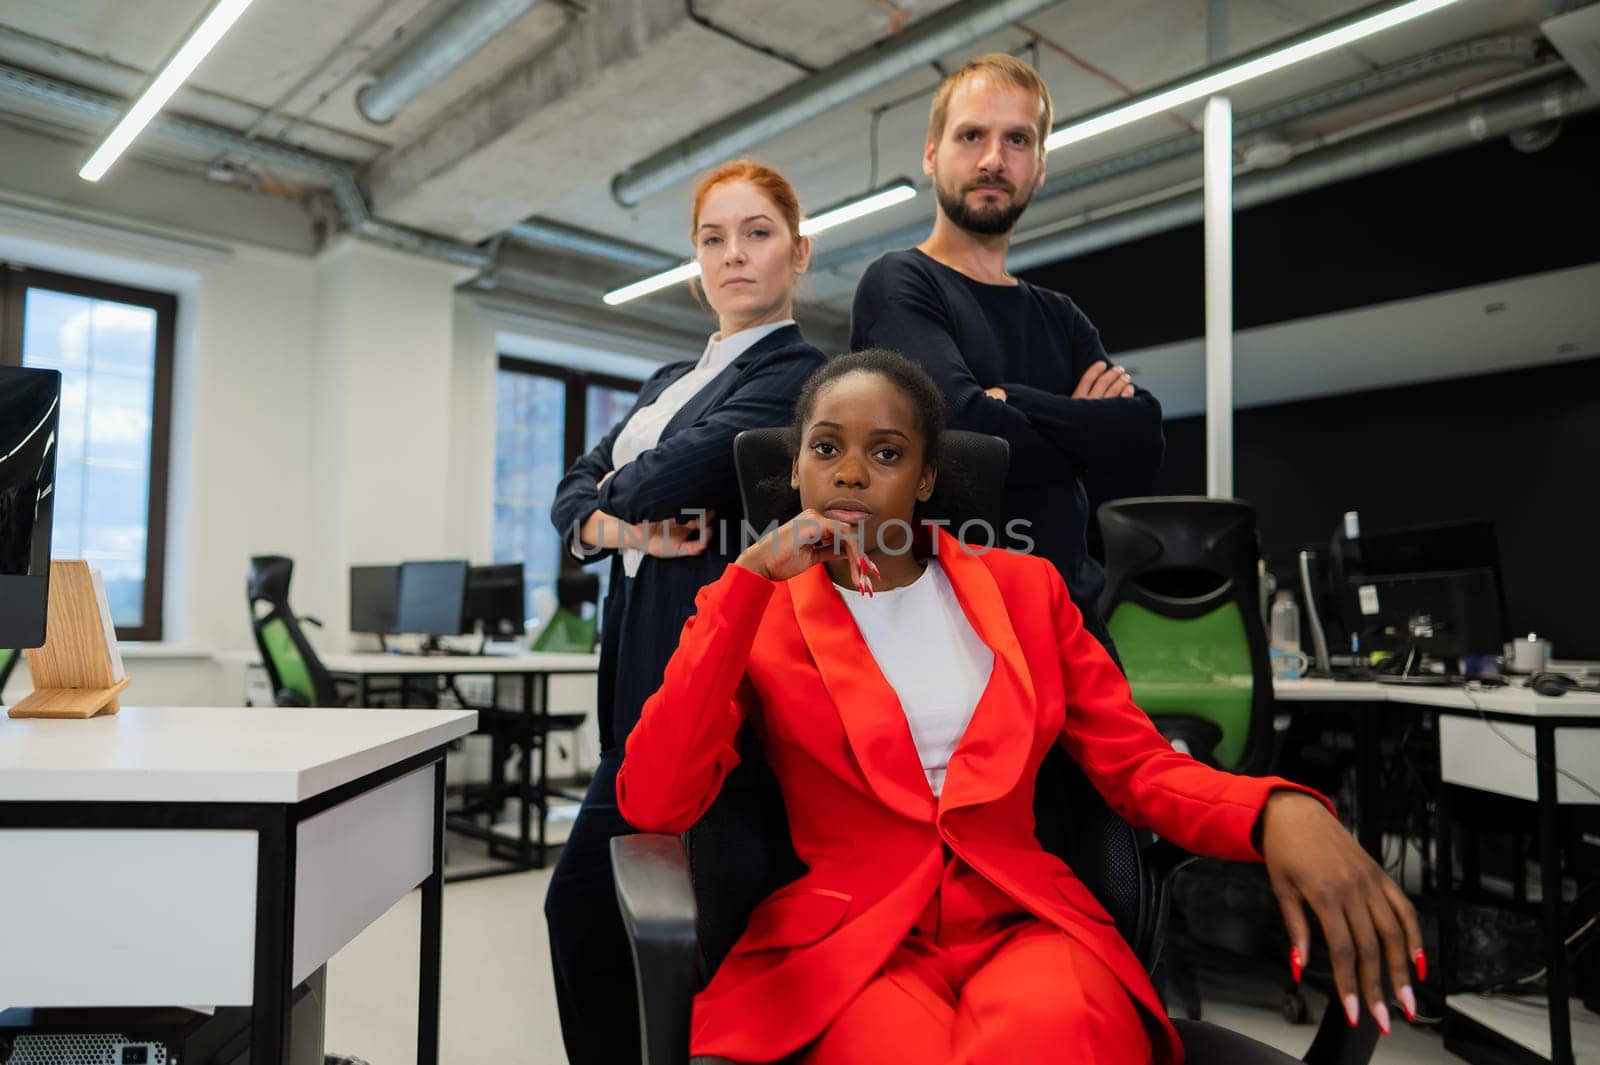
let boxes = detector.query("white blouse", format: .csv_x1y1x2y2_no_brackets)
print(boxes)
838,559,995,797
604,319,794,577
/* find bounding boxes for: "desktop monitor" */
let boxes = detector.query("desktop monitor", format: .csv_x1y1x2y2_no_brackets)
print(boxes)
1302,516,1509,672
349,565,401,635
1345,568,1506,661
0,367,61,649
395,560,469,638
463,563,526,638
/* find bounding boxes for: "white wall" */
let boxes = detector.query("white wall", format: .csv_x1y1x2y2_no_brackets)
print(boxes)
0,206,506,706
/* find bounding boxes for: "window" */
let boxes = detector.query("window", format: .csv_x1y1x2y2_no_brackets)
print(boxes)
0,265,176,641
494,356,639,623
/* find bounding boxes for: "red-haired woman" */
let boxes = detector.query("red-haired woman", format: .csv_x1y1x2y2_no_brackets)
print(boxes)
546,160,826,1065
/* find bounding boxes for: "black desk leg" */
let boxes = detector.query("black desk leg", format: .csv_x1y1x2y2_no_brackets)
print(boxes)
1437,775,1456,999
1356,710,1383,859
520,673,534,867
357,674,369,708
418,759,445,1065
537,674,550,868
252,809,296,1065
1537,724,1573,1065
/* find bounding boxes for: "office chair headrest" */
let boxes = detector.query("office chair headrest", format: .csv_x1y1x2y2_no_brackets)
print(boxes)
1098,497,1258,577
247,555,294,605
556,570,601,610
732,427,1010,543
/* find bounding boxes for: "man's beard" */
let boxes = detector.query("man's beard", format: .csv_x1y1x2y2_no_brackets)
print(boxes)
936,176,1031,236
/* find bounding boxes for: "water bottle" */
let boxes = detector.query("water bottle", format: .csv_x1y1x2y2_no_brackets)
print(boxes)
1269,590,1306,680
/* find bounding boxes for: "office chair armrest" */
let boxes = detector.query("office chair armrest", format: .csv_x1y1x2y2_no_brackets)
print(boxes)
1143,838,1198,883
1154,715,1225,768
1298,990,1380,1065
611,833,699,1065
299,616,324,628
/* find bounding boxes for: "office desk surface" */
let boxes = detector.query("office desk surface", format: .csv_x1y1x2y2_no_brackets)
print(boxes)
319,651,599,674
0,705,477,803
1273,678,1600,718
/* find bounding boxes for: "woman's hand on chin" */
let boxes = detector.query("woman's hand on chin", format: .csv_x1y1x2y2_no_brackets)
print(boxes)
1260,790,1424,1034
736,508,875,591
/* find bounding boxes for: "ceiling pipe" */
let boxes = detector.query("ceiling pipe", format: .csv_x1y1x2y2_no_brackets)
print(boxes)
356,0,542,125
811,35,1544,272
0,61,492,269
507,218,678,271
1004,76,1594,272
609,0,1059,207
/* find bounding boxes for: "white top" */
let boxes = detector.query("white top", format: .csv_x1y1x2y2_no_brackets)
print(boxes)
0,705,477,803
839,560,994,797
606,319,794,577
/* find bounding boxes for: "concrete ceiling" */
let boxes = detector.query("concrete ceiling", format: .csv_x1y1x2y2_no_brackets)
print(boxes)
0,0,1590,358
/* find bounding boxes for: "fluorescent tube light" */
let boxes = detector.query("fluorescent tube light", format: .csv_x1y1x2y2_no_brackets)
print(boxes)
1044,0,1468,153
79,0,256,182
604,179,917,306
603,261,701,306
800,180,917,236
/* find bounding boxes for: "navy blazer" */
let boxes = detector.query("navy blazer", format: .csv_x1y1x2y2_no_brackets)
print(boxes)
549,324,825,752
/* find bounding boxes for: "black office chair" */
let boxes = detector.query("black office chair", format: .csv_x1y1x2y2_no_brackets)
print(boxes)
610,431,1377,1065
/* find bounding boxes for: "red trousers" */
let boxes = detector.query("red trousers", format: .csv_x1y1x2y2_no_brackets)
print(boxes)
797,855,1154,1065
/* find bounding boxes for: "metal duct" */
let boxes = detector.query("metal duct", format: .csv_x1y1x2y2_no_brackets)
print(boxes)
1005,76,1595,272
507,218,678,270
0,62,492,269
811,35,1544,272
357,0,542,125
610,0,1060,207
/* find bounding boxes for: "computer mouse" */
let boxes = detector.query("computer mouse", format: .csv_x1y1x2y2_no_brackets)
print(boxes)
1530,672,1580,697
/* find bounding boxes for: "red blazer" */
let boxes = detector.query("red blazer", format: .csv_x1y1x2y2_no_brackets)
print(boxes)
618,530,1324,1064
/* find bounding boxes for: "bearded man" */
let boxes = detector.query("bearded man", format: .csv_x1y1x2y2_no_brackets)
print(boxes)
850,53,1165,645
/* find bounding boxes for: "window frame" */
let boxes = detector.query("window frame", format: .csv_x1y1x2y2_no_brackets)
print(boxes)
494,354,643,577
0,263,177,642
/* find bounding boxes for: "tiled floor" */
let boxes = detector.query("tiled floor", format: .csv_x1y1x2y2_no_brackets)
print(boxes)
324,841,1468,1065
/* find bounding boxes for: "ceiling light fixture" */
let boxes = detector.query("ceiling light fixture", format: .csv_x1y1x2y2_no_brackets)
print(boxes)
604,178,918,306
1044,0,1468,154
79,0,256,182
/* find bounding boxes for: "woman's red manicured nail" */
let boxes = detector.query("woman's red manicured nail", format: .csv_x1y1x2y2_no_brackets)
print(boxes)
1289,947,1303,983
1414,949,1428,982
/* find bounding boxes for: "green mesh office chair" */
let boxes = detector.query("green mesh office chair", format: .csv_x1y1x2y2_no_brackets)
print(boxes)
531,571,600,653
0,647,19,705
248,555,342,707
1098,497,1275,774
1099,497,1306,1023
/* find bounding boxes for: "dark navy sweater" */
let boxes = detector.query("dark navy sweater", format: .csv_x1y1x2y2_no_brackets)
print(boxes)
850,248,1164,633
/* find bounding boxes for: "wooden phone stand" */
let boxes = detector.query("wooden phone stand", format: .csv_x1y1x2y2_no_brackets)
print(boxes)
9,560,130,720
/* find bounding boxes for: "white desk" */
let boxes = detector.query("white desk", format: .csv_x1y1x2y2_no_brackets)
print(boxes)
315,652,599,874
1273,678,1600,1065
0,705,476,1064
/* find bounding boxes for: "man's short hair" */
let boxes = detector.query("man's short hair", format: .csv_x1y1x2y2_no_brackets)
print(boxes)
927,53,1054,150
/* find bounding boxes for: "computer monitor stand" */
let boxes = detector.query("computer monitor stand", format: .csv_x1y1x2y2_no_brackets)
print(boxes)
9,562,131,720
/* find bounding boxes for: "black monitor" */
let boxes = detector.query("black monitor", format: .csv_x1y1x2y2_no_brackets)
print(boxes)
1346,568,1506,661
1337,518,1508,679
0,367,61,649
349,565,400,635
463,563,525,638
395,560,469,638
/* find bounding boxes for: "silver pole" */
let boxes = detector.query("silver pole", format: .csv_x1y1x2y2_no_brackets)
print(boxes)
1203,95,1233,499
